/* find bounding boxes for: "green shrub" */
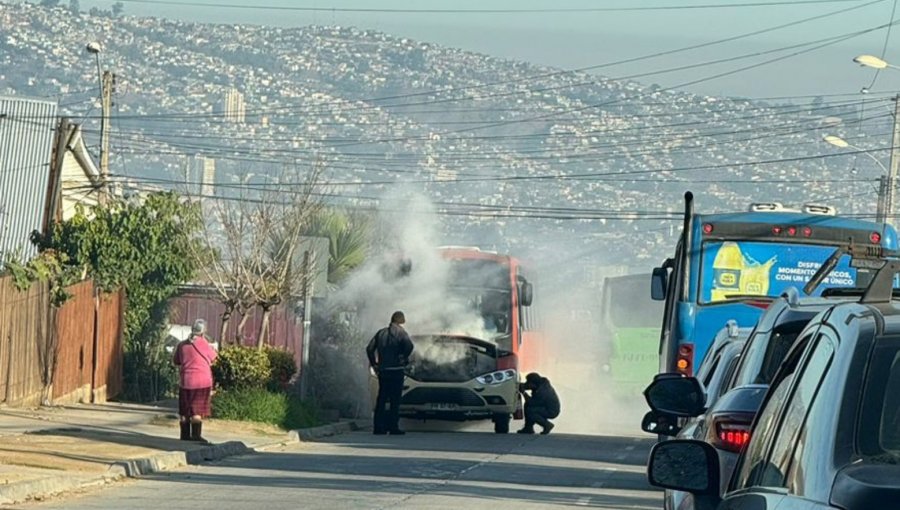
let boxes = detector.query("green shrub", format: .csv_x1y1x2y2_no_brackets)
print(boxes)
211,387,321,430
266,348,297,392
212,346,271,391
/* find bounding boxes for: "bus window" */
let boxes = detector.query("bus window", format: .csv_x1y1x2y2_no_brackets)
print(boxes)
701,241,858,304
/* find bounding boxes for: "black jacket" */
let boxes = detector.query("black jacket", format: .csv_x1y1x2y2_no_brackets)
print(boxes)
366,324,414,372
528,377,560,416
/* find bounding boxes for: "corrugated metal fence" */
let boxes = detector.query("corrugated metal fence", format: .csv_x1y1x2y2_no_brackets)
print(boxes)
168,291,303,368
0,96,58,263
0,275,124,406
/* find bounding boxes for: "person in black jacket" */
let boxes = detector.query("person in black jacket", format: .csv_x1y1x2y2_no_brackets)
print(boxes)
366,311,415,435
517,372,561,435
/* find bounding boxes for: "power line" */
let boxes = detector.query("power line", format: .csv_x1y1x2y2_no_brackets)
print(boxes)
865,0,899,90
103,0,871,14
24,0,888,124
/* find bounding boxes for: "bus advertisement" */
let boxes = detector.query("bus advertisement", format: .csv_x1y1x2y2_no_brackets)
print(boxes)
652,192,898,378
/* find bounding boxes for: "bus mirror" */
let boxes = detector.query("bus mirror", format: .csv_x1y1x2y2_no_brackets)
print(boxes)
520,281,534,307
651,267,668,301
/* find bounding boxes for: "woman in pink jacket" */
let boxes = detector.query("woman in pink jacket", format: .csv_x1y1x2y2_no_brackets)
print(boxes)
173,319,218,442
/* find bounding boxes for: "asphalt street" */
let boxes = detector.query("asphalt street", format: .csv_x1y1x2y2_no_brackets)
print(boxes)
17,424,661,510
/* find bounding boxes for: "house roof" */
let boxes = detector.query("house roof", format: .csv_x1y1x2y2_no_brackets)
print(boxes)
0,96,58,262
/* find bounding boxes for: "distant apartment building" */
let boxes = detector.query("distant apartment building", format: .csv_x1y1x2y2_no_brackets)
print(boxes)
184,155,216,198
435,168,458,182
223,88,245,124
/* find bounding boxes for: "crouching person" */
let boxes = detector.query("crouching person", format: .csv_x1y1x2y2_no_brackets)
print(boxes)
517,372,560,435
173,319,218,442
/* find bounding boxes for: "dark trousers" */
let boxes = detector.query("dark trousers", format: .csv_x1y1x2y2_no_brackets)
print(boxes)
374,370,405,433
524,403,558,431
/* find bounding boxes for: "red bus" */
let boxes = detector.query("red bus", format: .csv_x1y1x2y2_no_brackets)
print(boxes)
379,246,538,433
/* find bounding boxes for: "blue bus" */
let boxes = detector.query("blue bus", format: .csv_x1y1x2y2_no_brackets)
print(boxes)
651,192,898,376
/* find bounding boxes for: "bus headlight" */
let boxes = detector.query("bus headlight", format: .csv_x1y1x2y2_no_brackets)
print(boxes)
476,370,517,385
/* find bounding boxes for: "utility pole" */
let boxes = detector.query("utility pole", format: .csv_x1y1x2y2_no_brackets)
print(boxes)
98,70,113,202
299,249,313,401
877,175,888,223
887,94,900,227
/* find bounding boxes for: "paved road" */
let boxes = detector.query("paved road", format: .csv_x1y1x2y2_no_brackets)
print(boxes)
20,427,661,510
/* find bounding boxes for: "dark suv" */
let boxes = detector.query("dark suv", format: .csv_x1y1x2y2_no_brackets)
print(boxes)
646,261,900,509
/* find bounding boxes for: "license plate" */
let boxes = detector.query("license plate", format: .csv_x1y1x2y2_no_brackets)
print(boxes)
430,403,459,410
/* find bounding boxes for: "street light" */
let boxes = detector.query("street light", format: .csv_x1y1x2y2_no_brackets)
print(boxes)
85,42,103,97
854,54,900,71
823,134,890,220
823,134,888,172
851,55,900,226
84,41,111,199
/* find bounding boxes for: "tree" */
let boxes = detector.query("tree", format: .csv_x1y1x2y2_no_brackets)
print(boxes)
189,164,322,349
245,164,323,349
111,1,124,16
68,0,80,13
33,193,203,401
40,0,61,7
304,208,371,285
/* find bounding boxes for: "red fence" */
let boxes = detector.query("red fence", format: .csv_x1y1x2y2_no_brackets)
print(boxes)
168,289,304,367
0,275,125,407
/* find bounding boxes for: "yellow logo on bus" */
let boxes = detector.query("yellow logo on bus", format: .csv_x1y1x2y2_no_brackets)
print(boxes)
711,242,776,302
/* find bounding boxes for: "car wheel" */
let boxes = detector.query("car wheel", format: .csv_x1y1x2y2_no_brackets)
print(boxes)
493,414,510,434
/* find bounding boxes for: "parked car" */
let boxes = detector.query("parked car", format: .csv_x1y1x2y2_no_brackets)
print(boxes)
642,321,750,437
646,260,900,509
646,288,859,510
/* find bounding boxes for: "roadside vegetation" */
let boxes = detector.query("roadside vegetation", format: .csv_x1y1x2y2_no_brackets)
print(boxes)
211,345,320,430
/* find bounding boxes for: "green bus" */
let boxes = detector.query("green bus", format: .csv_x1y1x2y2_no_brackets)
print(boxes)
600,273,663,399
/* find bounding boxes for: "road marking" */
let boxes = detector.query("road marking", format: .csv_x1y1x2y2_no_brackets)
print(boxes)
625,445,636,451
575,496,592,506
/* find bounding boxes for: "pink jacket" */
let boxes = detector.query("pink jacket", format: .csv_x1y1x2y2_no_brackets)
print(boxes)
173,336,218,390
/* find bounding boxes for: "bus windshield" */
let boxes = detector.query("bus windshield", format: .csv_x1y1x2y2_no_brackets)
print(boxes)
444,258,513,345
700,240,859,304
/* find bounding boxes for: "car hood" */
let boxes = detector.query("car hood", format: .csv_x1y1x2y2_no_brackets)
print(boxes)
406,334,502,383
832,462,900,509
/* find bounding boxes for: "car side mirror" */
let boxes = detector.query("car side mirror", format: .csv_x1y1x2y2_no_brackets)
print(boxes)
651,267,668,301
644,376,706,417
648,439,721,496
641,410,682,436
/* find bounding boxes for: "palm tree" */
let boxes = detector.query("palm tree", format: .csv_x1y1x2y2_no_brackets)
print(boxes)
306,209,370,286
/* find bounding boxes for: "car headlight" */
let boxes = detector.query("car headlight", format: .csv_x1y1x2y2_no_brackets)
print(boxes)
476,370,517,385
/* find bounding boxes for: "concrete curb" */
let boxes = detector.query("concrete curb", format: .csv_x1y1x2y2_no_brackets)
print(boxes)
0,441,252,506
0,420,368,505
288,419,370,441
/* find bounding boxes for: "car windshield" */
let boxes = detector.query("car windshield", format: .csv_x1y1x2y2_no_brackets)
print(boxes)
859,340,900,462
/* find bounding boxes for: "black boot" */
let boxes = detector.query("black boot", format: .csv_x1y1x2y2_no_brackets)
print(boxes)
190,421,208,443
180,421,191,441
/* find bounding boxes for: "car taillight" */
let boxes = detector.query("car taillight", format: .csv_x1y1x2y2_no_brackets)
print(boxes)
497,353,518,371
871,231,882,244
713,419,752,453
676,343,694,376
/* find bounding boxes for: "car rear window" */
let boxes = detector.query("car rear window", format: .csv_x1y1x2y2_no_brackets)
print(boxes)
732,329,800,388
879,353,900,456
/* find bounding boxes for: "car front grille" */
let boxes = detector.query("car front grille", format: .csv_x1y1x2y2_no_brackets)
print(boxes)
402,387,486,407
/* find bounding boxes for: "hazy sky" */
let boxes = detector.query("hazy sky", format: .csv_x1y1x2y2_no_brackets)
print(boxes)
76,0,900,98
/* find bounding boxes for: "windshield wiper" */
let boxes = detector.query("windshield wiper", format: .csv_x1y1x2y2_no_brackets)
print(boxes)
723,294,776,301
803,246,847,296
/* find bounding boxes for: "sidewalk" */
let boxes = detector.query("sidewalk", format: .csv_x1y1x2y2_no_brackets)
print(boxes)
0,402,367,506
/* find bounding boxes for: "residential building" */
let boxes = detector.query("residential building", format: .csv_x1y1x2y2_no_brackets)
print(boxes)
224,87,245,124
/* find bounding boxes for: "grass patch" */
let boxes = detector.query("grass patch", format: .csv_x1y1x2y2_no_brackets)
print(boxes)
211,387,321,430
